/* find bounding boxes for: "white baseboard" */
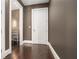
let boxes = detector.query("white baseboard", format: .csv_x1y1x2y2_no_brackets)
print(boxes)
22,40,48,45
23,40,32,44
3,49,11,59
47,42,60,59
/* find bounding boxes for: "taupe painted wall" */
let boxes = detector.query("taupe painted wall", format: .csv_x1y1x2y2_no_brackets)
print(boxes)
23,3,49,40
5,0,10,50
23,6,32,40
48,0,77,59
12,10,19,33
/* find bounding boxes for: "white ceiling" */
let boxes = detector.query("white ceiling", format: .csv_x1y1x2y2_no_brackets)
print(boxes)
21,0,49,6
11,0,19,10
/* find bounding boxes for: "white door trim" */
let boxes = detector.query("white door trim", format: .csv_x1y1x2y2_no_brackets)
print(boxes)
1,0,6,58
11,0,23,45
17,1,23,45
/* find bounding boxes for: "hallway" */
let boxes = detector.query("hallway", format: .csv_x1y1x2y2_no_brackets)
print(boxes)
1,0,77,59
4,44,54,59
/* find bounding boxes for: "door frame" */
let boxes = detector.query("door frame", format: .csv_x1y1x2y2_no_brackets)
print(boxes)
1,0,23,58
16,0,23,46
1,0,12,58
1,0,6,58
11,0,23,46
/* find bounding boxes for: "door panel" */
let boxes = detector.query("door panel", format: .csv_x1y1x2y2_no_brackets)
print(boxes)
32,8,48,44
32,9,39,43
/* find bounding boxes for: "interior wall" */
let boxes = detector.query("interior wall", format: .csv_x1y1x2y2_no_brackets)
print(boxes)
23,6,31,40
48,0,77,59
23,3,49,40
5,0,10,50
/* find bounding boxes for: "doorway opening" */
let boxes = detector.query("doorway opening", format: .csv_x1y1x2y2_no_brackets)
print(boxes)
11,9,20,48
11,0,23,50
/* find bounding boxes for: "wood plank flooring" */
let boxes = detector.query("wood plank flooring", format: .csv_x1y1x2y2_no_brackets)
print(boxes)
4,44,54,59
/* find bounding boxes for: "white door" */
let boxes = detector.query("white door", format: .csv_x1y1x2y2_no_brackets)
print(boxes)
32,7,48,44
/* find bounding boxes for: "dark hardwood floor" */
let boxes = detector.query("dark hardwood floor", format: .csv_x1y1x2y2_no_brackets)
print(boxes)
4,44,54,59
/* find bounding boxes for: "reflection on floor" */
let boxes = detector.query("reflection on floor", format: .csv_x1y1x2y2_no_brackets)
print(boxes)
4,44,54,59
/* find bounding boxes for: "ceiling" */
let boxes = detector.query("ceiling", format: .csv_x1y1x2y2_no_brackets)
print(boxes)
11,0,21,10
11,0,18,10
21,0,49,6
